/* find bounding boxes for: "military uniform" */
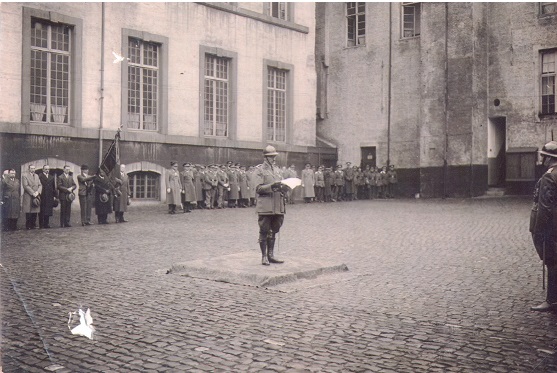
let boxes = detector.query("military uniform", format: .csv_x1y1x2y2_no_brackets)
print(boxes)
256,146,289,265
530,141,557,311
167,162,182,214
2,171,20,231
77,165,95,226
203,165,218,209
387,166,398,198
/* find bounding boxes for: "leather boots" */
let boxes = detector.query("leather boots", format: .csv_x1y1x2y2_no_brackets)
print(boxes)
259,240,270,266
267,238,284,264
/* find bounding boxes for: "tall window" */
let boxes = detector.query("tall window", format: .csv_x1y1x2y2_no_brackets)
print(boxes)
347,3,365,47
542,50,556,115
204,55,229,137
129,171,160,199
267,68,287,142
541,2,556,15
30,19,72,124
270,2,288,20
402,3,421,38
127,38,159,131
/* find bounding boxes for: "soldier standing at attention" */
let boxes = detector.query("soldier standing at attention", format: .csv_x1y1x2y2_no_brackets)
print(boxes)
530,141,557,312
77,165,95,226
22,164,41,230
2,169,20,231
167,161,182,214
256,145,290,266
387,165,398,198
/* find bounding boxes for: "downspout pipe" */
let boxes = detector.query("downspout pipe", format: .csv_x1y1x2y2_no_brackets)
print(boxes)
98,2,105,167
387,2,392,167
443,3,449,198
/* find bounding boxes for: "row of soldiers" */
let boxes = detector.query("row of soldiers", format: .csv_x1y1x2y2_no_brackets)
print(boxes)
164,160,399,213
1,164,130,231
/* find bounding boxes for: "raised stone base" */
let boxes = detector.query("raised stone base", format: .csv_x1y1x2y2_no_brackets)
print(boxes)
168,251,349,288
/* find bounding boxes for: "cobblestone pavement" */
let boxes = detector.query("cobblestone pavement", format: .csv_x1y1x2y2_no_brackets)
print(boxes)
2,197,557,372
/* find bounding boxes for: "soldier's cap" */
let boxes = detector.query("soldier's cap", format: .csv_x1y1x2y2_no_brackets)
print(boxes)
346,162,351,165
170,161,178,166
184,162,192,167
235,162,241,166
81,164,89,170
305,163,311,167
540,141,557,158
227,161,233,165
290,164,295,168
337,165,342,168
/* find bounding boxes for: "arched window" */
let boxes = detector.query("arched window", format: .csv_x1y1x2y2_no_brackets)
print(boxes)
129,171,160,199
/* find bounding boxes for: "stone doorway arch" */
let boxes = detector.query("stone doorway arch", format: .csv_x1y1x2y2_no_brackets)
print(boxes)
124,161,166,202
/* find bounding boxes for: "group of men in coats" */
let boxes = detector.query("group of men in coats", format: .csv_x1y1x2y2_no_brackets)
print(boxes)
1,164,130,231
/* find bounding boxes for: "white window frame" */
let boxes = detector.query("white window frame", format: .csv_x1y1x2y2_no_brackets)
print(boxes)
541,50,556,115
402,3,421,38
203,54,230,137
30,19,72,124
346,2,366,47
267,67,288,142
127,37,160,131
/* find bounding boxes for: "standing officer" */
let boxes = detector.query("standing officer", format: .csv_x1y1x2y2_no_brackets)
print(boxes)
57,165,77,227
216,164,229,209
114,164,131,222
167,161,182,214
22,164,41,229
530,141,557,311
181,162,196,213
203,165,218,209
93,169,113,224
255,145,290,265
77,165,95,226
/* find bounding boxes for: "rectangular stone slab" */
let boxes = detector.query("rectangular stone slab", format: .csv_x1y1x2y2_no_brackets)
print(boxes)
168,251,349,287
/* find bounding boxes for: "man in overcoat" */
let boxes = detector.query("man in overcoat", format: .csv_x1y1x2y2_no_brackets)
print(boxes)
38,165,57,229
180,162,196,213
203,165,218,209
255,145,290,265
167,161,182,214
114,164,131,222
93,169,113,224
530,141,557,311
58,165,77,227
2,169,21,231
22,164,42,229
216,164,229,209
301,163,315,203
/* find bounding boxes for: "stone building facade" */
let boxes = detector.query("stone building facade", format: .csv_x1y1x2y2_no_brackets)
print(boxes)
0,2,336,202
315,2,557,197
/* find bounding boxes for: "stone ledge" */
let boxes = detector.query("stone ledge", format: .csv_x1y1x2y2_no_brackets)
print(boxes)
167,251,349,287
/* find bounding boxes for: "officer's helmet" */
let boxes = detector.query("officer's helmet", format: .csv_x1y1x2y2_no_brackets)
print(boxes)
540,141,557,158
263,145,279,157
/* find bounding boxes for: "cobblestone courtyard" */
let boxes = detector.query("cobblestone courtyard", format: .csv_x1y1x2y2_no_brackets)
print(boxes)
2,197,557,372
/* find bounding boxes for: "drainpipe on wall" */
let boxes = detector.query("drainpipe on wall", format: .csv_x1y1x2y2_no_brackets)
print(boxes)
387,2,392,167
443,3,449,199
98,2,105,167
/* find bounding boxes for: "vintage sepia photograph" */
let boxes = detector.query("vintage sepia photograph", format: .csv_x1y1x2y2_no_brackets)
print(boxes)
1,1,557,371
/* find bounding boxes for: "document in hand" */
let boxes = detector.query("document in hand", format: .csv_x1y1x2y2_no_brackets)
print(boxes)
281,177,302,190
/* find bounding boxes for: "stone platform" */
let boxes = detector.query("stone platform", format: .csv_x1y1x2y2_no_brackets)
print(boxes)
168,251,349,288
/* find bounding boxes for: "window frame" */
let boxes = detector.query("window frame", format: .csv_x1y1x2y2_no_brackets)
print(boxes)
262,60,293,144
129,171,160,199
401,2,421,39
121,29,168,135
264,2,294,22
541,49,556,116
346,2,366,47
198,46,237,140
22,7,82,127
540,2,557,16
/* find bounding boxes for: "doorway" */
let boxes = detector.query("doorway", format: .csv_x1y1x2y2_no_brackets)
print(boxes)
487,117,506,186
360,146,376,169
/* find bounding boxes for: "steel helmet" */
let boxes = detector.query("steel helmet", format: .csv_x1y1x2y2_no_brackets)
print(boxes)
263,145,278,156
540,141,557,158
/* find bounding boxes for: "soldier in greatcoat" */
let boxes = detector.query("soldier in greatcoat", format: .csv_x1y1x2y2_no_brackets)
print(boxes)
301,163,315,203
369,167,379,199
93,169,113,224
2,169,21,231
194,165,206,209
38,165,57,229
227,164,240,208
247,165,258,207
256,145,290,265
530,141,557,312
387,165,398,198
22,164,42,229
378,166,389,198
166,161,182,214
180,162,197,213
203,165,218,209
238,165,250,208
343,162,354,201
216,164,229,209
324,167,334,202
113,164,131,222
